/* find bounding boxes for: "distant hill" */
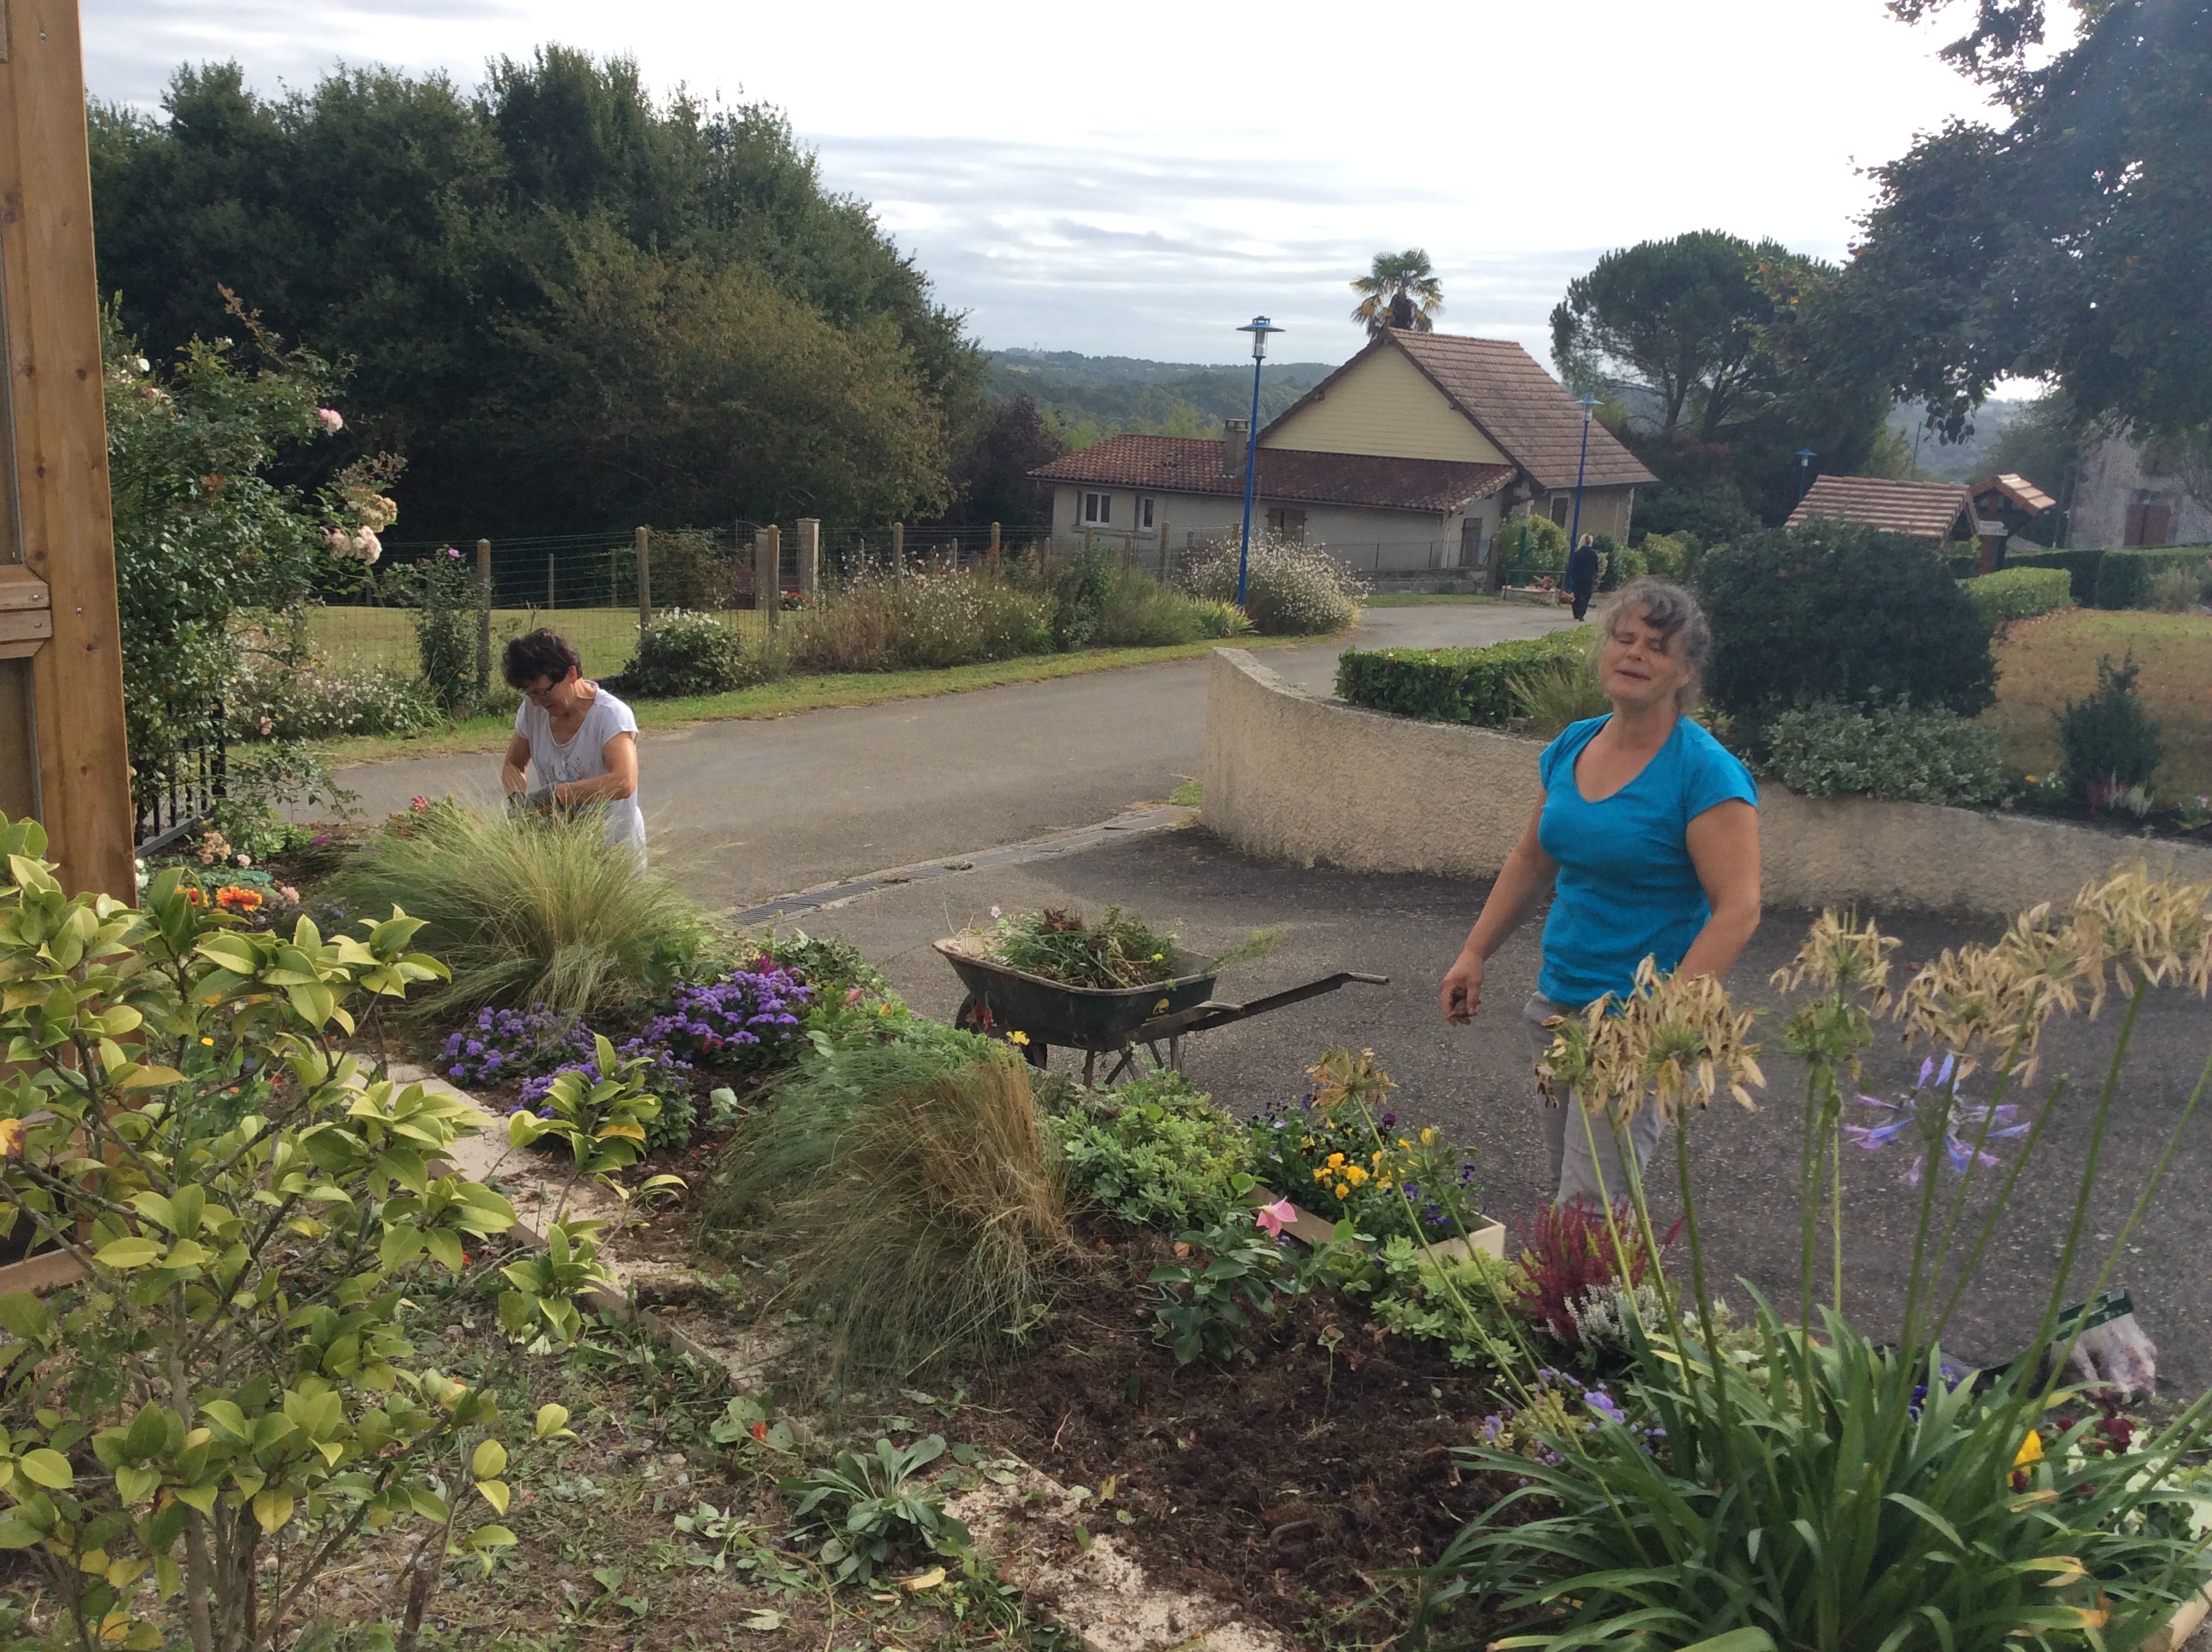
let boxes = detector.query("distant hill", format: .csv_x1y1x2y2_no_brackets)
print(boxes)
1885,398,2034,483
988,348,1340,448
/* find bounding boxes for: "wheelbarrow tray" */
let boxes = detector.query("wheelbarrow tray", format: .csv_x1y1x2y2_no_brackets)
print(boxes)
934,936,1219,1052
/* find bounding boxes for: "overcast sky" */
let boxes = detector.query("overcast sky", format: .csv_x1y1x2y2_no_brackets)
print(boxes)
80,0,2009,368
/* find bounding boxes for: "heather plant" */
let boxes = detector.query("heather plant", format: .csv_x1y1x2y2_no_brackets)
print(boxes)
1418,872,2212,1649
0,815,625,1652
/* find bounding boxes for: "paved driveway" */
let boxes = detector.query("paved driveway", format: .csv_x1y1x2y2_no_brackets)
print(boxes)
334,602,1577,910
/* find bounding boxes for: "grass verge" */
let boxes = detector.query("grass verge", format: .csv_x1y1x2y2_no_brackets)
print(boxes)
1981,608,2212,797
317,634,1324,766
1360,592,1495,608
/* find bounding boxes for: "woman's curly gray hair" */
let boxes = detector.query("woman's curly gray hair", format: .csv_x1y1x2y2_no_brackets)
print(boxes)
1598,578,1712,712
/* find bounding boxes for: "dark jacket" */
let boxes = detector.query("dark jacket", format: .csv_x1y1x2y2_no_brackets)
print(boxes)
1567,541,1602,590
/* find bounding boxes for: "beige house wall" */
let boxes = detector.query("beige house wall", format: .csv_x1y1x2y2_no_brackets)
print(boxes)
1520,486,1636,547
1261,346,1508,464
1202,649,2212,916
1051,485,1485,573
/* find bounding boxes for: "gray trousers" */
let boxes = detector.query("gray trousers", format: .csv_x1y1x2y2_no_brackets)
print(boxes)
1523,993,1665,1209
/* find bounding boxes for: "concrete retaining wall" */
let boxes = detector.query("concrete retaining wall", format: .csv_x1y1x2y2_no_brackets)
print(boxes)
1202,648,2212,916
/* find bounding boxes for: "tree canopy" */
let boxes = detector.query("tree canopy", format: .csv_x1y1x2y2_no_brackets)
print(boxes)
1551,232,1894,530
90,50,984,537
1843,0,2212,439
1351,251,1443,337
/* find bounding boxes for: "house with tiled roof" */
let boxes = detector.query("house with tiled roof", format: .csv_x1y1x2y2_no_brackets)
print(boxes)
1029,329,1654,576
1784,475,1981,543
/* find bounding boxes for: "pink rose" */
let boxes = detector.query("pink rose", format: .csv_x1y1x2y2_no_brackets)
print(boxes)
317,408,344,433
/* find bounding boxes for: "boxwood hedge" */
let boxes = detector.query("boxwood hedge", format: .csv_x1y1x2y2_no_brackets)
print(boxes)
1335,630,1588,725
2093,545,2212,610
1962,566,2072,627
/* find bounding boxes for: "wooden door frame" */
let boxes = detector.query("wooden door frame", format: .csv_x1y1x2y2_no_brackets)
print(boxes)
0,0,135,899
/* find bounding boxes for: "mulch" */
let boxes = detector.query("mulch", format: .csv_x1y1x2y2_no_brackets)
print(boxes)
967,1217,1518,1646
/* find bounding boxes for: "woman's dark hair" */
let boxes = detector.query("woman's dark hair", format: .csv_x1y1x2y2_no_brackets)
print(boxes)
502,628,582,690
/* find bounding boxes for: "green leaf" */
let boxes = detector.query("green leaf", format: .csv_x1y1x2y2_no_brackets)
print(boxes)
0,1516,44,1549
534,1404,572,1440
1680,1633,1778,1652
472,1439,507,1480
0,1292,49,1340
18,1449,73,1489
422,1228,466,1275
94,1237,165,1270
475,1479,510,1515
114,1466,161,1505
252,1491,295,1534
468,1524,517,1550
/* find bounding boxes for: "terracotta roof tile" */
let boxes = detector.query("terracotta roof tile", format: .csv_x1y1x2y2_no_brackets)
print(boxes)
1381,332,1656,491
1974,473,2058,515
1785,474,1979,540
1031,434,1515,514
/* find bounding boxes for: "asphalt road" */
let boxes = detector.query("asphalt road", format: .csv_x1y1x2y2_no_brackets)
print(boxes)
801,826,2212,1397
335,601,1577,910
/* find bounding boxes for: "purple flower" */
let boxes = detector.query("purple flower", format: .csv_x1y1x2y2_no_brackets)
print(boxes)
1586,1389,1627,1426
1848,1059,2024,1187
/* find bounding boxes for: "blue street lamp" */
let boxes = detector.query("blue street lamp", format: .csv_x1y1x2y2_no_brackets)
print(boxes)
1235,314,1284,607
1796,448,1818,503
1565,393,1598,557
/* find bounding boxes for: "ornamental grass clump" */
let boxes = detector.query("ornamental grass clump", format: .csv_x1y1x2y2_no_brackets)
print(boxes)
1417,866,2212,1651
752,1048,1074,1379
326,802,707,1018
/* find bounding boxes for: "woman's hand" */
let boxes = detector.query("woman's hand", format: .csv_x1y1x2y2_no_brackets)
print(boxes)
1441,948,1485,1025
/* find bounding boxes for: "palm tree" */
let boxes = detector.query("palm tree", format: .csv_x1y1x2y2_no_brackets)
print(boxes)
1351,250,1444,337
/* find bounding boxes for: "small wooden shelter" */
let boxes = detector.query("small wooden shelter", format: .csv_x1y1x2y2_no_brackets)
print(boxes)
0,0,135,898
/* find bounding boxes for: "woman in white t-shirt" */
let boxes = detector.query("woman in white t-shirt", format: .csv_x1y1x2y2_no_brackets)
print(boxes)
499,628,647,864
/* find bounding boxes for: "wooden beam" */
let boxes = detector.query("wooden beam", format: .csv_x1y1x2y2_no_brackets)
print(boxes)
0,0,135,899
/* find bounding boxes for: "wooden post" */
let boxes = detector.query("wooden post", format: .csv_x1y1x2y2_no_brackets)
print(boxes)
796,517,821,602
752,528,775,623
474,539,492,694
890,521,905,564
634,526,652,632
765,525,782,631
989,521,1001,556
545,553,555,612
0,0,135,897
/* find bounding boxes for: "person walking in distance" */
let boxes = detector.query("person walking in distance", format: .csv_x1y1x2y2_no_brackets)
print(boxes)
1567,533,1603,621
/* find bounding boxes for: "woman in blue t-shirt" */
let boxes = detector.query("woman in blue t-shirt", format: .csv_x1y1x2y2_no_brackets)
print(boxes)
1439,579,1761,1208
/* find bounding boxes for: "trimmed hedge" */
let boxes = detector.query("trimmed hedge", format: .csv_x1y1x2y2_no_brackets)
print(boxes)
2093,545,2212,610
1962,567,2072,628
2001,549,2107,606
1336,631,1588,724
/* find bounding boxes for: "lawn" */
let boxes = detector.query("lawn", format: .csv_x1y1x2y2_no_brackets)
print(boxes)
311,605,768,678
1982,608,2212,798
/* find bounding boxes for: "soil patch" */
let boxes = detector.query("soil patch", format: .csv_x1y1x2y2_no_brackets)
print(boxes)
966,1219,1508,1646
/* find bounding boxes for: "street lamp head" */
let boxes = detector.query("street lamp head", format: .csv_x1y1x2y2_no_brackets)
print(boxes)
1238,314,1284,362
1577,393,1598,422
1797,448,1817,463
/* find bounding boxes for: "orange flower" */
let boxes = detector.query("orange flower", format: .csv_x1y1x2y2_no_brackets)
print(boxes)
214,886,264,911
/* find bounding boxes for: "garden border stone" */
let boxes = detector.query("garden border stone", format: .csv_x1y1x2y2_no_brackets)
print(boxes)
1202,649,2212,916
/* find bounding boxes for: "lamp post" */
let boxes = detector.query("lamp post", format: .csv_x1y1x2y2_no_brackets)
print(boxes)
1235,314,1284,608
1565,393,1598,558
1796,448,1817,504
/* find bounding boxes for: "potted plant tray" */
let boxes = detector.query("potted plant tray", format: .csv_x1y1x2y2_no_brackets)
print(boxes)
1255,1189,1505,1264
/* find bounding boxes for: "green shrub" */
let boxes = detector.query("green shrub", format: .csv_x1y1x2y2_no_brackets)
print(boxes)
1180,533,1365,634
0,823,622,1649
2058,654,2164,797
1636,532,1692,580
1511,654,1612,736
326,803,708,1017
2093,544,2212,609
1495,512,1568,574
1960,566,2072,628
1597,534,1639,591
1055,1071,1256,1229
391,547,486,711
606,608,765,697
1034,546,1116,647
788,561,1053,672
1761,698,2011,806
2002,547,2105,604
1091,568,1210,646
228,646,443,738
2148,563,2208,612
1336,631,1589,724
1695,521,1995,723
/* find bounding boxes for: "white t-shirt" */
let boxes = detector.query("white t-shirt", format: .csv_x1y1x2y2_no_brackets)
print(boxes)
515,685,646,864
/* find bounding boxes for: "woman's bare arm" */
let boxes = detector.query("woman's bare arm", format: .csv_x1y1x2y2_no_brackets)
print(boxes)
500,734,532,796
1676,799,1761,980
1441,798,1558,1024
551,731,637,807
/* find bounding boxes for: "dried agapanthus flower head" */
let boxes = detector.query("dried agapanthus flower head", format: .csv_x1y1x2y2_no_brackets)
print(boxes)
1307,1045,1398,1115
1538,957,1766,1126
2064,863,2212,1012
1772,908,1898,1012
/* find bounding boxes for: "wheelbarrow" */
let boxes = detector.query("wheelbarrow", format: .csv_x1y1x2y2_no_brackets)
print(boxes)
935,934,1388,1085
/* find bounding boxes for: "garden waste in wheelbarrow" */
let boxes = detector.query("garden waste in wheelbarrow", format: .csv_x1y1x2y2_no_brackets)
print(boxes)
935,934,1388,1085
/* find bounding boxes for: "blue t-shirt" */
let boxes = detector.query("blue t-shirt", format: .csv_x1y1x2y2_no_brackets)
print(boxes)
1535,715,1758,1009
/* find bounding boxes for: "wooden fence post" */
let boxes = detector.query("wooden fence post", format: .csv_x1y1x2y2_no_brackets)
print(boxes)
765,525,783,631
890,522,905,564
989,521,1001,556
474,539,492,694
753,528,774,624
796,518,820,602
635,526,652,633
